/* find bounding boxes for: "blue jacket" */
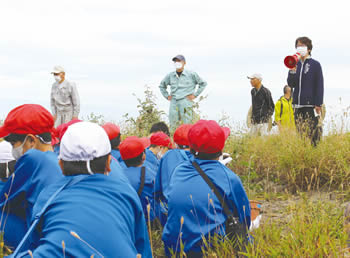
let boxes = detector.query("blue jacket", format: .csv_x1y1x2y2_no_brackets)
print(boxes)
0,150,63,249
145,148,159,173
111,149,127,168
22,174,152,257
155,149,193,203
122,166,157,222
162,159,251,255
287,58,324,107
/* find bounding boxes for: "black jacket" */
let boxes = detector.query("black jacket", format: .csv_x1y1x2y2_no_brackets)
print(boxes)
251,85,274,124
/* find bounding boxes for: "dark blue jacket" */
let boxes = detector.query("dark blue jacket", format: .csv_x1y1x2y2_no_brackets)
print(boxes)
287,58,324,107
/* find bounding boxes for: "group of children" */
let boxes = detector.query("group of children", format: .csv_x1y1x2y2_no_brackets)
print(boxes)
0,104,251,257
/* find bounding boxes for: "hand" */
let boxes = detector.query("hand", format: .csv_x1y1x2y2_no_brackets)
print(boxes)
167,96,172,101
315,106,321,115
53,115,57,121
187,94,196,101
72,117,78,120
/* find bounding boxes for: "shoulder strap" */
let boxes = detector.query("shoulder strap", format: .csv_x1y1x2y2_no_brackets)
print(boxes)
280,97,283,118
137,166,146,196
12,175,88,257
192,161,238,218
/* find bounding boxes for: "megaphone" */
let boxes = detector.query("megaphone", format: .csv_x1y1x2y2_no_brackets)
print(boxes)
284,53,300,69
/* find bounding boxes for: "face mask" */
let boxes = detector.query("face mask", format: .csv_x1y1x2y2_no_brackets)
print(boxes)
54,75,61,82
12,136,29,160
174,62,183,70
296,46,308,57
156,150,164,160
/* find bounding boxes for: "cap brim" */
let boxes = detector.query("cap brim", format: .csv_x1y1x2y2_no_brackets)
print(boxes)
140,137,151,149
0,126,10,139
222,127,231,140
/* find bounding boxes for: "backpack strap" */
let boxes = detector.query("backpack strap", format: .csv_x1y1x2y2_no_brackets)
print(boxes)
192,161,238,218
279,97,284,118
137,166,146,196
13,175,88,257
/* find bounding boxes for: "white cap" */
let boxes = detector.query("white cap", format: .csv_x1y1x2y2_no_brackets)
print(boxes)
247,73,263,81
0,141,15,163
51,65,65,74
59,122,111,162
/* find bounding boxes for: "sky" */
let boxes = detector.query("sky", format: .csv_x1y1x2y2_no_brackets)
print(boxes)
0,0,349,131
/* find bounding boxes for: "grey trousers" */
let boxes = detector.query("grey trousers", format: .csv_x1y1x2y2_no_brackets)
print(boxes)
55,111,74,127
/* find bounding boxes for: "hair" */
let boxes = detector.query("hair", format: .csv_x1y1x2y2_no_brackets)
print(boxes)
4,132,52,144
283,85,291,94
150,122,170,136
62,154,109,176
177,144,189,150
0,160,16,179
124,152,144,167
190,149,222,160
110,134,121,149
295,36,313,54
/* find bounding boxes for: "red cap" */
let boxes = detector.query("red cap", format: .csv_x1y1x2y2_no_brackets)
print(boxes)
188,120,226,154
222,127,231,139
150,132,172,148
56,119,82,141
102,123,120,140
0,104,54,138
173,124,192,146
119,136,147,160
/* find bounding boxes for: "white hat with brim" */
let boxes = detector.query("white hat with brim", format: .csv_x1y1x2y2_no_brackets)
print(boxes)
247,73,263,81
59,122,111,162
0,141,15,163
51,66,65,74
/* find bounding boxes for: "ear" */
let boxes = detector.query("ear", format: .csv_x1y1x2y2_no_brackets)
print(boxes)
58,160,65,174
142,152,146,161
105,155,112,174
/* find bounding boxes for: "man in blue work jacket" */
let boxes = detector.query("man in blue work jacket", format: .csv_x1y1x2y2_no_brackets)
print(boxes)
159,55,207,130
162,120,251,257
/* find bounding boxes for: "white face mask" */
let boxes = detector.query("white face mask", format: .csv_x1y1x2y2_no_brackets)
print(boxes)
296,46,308,57
174,62,183,70
12,136,29,160
156,150,164,160
54,75,61,82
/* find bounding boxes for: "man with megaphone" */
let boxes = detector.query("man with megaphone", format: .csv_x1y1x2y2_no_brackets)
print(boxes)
286,36,324,146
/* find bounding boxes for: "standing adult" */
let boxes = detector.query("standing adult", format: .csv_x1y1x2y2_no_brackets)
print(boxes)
50,66,80,127
287,36,324,145
159,55,207,130
274,85,295,131
248,73,275,136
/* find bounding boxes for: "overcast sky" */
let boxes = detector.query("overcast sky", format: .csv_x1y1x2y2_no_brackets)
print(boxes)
1,0,349,130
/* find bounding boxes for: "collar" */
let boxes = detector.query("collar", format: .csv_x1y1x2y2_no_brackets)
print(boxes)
173,69,188,77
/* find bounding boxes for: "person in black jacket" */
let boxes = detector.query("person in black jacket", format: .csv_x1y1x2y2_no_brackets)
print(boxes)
248,73,274,136
287,36,324,145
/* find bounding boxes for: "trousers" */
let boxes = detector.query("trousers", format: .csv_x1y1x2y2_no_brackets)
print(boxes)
169,97,193,130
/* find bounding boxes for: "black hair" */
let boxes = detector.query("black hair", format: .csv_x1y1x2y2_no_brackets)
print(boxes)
295,36,313,54
177,144,189,150
283,85,291,94
0,160,16,179
62,154,109,176
124,152,144,167
190,149,222,160
110,134,121,150
150,122,170,136
4,132,51,144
